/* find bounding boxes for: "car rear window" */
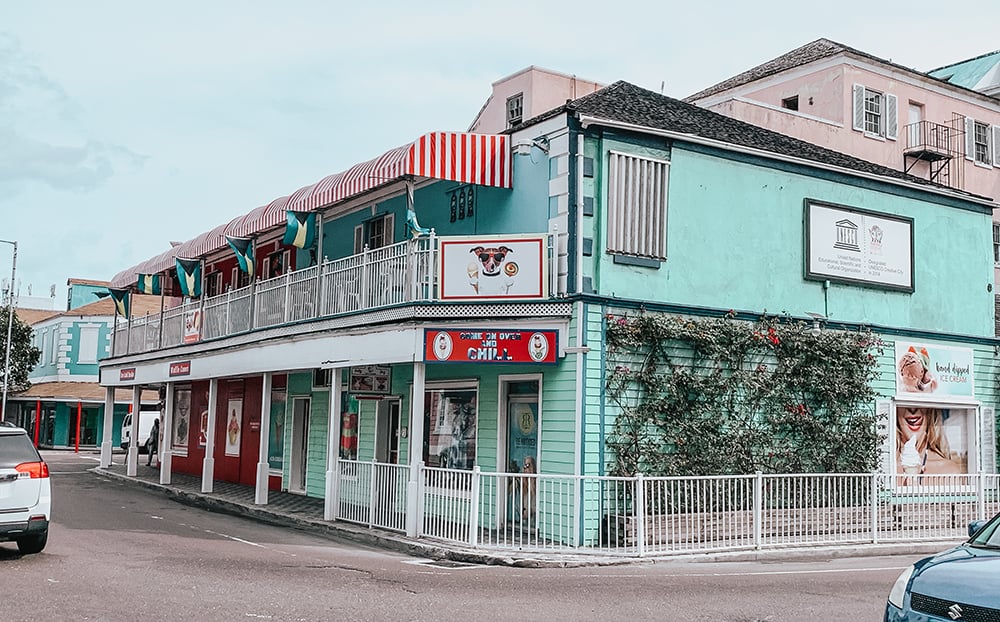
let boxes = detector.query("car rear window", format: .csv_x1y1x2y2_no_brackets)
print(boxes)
0,433,43,467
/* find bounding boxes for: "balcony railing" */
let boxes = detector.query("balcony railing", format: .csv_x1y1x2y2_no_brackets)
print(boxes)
112,233,553,357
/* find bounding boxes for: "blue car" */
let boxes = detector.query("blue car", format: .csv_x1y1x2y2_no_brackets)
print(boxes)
885,512,1000,620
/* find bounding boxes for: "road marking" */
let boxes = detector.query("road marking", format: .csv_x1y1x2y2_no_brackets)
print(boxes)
150,515,163,520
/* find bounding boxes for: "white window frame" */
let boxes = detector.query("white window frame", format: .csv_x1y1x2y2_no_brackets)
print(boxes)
506,92,524,128
994,222,1000,266
49,327,58,365
852,84,897,141
606,150,669,261
964,117,1000,167
353,213,395,254
77,324,100,364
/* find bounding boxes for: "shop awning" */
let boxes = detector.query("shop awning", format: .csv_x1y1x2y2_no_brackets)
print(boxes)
292,132,511,212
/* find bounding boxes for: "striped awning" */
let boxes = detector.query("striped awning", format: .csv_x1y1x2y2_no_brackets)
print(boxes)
292,132,511,212
109,131,511,287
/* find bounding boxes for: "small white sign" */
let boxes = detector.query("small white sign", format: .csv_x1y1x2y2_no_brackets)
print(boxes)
806,201,913,291
439,235,547,300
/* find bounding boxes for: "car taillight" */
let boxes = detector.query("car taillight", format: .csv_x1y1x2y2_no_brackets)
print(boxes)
15,461,49,478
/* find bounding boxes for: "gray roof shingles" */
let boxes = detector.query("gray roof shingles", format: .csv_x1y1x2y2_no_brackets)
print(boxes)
561,80,981,197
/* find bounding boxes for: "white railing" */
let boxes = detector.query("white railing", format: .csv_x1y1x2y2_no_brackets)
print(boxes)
323,465,1000,557
335,460,409,532
114,233,533,355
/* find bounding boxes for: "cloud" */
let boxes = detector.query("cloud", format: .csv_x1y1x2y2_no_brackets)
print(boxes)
0,33,146,193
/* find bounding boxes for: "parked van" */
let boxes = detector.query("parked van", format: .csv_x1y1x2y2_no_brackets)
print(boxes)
121,410,159,453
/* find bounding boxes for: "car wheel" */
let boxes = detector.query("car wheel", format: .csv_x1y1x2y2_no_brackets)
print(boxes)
17,532,47,555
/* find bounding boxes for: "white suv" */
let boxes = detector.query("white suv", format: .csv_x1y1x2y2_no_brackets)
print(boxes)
0,426,51,554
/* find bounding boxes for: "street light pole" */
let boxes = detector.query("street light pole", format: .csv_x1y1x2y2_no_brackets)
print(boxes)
1,239,17,423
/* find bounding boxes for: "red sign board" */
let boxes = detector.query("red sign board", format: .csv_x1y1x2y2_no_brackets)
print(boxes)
424,329,557,364
169,361,191,377
119,368,136,381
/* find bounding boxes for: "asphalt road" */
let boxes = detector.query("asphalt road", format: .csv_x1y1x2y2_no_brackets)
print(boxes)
0,451,926,621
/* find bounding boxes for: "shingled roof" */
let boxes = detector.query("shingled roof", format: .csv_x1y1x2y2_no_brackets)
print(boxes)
561,80,986,200
685,38,999,105
686,39,849,102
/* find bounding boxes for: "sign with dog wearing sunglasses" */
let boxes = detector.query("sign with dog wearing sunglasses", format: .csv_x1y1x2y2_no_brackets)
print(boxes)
439,235,547,300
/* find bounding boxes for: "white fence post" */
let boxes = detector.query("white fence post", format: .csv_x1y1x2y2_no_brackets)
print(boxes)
870,472,880,544
753,471,763,550
415,461,426,538
635,474,647,557
368,459,377,529
977,471,986,521
468,466,481,548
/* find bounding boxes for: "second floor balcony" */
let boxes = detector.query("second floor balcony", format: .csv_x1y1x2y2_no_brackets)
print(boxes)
112,233,559,358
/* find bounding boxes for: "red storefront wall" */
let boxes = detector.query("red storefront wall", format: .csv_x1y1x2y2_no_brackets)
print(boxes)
169,377,280,491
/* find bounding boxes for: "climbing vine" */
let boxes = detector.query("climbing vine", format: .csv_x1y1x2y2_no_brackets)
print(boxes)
604,311,885,476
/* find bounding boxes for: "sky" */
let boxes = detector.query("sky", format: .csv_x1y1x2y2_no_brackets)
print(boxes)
1,0,997,308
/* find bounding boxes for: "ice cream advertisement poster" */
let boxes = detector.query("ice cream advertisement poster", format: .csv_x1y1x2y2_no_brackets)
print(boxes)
438,235,547,300
894,341,974,400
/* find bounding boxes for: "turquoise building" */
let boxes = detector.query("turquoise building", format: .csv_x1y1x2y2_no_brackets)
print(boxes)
9,285,160,448
98,79,998,548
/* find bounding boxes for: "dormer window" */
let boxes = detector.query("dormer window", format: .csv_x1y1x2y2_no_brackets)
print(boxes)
506,93,523,128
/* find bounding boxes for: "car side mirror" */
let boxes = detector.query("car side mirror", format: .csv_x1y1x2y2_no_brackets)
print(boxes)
968,520,987,537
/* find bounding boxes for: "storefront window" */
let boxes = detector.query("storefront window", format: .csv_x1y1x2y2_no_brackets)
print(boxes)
423,388,478,470
268,389,286,470
173,386,191,456
894,405,972,479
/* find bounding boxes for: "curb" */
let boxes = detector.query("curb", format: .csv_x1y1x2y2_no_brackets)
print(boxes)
93,467,959,568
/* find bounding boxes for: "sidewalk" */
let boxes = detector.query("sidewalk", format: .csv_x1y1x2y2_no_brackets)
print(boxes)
93,459,960,568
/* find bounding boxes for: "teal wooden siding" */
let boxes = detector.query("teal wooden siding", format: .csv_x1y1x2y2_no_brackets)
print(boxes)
585,137,994,338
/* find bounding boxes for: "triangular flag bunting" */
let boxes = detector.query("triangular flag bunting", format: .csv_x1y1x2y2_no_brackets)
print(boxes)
283,211,316,249
175,257,202,297
108,288,131,318
136,274,161,296
226,236,255,279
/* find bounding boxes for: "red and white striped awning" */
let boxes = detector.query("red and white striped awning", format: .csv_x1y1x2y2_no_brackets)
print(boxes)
109,131,511,287
291,132,511,212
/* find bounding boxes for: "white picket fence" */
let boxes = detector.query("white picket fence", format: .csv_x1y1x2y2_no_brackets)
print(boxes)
327,464,1000,557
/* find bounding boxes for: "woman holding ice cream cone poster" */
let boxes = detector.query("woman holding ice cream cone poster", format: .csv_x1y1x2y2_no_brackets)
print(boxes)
896,406,963,483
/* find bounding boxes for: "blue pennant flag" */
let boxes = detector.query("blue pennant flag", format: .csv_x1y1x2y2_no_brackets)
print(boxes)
226,236,255,279
136,274,161,296
283,211,316,249
175,257,202,297
108,288,131,318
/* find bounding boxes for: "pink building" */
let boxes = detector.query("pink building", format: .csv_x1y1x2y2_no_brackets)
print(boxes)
468,66,603,134
687,39,1000,327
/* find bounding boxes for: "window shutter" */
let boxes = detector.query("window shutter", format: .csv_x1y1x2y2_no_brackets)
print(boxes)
384,213,395,243
982,406,996,474
353,224,364,254
606,151,669,260
884,93,898,140
992,125,1000,167
852,84,865,131
966,117,976,161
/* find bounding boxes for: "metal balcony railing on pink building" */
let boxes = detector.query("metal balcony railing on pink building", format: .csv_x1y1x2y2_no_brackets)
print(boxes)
113,232,555,356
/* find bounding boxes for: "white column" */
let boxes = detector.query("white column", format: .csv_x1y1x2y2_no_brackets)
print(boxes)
405,362,426,538
255,373,272,505
160,383,173,485
201,378,218,493
324,368,343,521
126,386,141,477
100,387,115,468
